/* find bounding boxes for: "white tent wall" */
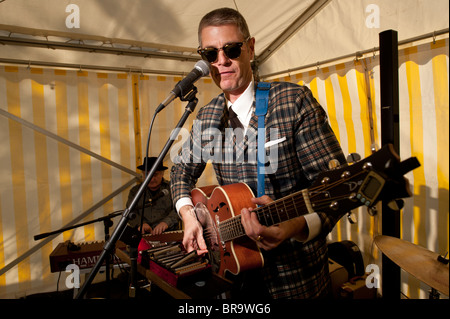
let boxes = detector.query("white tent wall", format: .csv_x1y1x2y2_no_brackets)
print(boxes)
0,0,448,299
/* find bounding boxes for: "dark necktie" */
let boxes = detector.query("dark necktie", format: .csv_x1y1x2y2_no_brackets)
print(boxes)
228,106,244,129
228,106,245,146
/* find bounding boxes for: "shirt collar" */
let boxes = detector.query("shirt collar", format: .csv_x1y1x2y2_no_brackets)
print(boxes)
226,80,254,126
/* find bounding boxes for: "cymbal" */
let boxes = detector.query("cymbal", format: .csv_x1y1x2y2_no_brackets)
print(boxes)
374,235,449,296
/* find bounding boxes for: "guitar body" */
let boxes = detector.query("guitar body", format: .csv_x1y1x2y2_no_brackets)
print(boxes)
191,183,263,278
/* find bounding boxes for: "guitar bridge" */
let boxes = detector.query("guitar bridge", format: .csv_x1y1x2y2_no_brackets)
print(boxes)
215,215,226,249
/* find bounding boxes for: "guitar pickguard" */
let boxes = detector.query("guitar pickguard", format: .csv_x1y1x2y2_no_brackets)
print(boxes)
194,201,222,273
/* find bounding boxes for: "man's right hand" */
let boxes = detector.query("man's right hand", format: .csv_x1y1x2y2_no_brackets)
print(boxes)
179,205,208,255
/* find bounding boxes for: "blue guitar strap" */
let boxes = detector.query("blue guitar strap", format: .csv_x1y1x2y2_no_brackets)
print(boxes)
255,82,270,197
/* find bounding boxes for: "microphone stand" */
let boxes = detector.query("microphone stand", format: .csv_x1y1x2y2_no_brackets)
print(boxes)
75,86,199,299
34,211,122,242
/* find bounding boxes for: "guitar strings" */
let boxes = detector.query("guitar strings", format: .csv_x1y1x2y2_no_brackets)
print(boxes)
217,171,367,242
218,190,314,241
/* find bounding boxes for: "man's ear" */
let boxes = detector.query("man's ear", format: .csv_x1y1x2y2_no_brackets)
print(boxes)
248,37,256,61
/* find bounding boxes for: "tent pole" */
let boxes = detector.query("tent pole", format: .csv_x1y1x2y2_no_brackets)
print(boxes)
260,28,448,80
379,29,401,299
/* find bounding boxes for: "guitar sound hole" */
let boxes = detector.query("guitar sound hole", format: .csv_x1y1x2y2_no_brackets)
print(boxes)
213,202,227,213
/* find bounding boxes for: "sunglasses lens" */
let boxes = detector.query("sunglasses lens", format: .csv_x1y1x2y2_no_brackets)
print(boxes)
199,42,244,63
224,43,242,59
203,50,218,63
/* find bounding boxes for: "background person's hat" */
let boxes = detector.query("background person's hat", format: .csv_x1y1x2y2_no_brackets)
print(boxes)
137,157,168,171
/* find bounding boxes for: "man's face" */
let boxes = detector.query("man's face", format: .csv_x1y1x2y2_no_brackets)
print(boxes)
200,24,255,103
147,170,164,191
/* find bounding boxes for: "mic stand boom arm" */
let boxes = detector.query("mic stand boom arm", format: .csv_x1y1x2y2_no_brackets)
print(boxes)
34,211,122,241
75,87,199,299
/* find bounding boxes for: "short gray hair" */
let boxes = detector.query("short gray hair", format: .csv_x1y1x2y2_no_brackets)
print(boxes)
198,8,251,47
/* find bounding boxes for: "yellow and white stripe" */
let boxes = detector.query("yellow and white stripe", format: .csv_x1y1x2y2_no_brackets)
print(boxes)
136,75,221,187
0,37,447,299
272,38,448,298
398,39,449,298
0,66,221,298
0,67,139,297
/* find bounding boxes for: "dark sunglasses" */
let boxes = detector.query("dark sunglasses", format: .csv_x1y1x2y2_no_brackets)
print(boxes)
197,37,250,63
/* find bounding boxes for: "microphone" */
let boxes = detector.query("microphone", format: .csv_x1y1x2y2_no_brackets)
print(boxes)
155,60,210,113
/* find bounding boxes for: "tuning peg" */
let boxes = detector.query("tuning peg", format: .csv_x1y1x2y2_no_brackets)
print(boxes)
328,159,341,170
370,143,379,153
347,212,357,224
387,199,404,211
346,153,361,164
367,206,377,216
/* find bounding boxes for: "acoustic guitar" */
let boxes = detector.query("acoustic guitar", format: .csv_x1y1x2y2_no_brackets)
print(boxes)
191,144,420,279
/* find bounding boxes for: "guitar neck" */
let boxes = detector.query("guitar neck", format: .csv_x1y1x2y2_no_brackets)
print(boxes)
218,191,310,242
217,169,370,242
211,144,419,245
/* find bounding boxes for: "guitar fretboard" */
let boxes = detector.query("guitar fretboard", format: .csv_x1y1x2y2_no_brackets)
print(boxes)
217,170,368,243
218,191,309,242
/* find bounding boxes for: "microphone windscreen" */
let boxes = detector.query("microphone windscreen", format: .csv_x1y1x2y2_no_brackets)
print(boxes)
195,60,210,77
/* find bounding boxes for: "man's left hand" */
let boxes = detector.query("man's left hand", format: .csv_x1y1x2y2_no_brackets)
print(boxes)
240,196,308,250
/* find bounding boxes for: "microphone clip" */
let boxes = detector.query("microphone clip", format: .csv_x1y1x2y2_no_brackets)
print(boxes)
179,84,198,102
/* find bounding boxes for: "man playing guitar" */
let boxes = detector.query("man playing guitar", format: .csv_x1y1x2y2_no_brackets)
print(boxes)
171,7,347,299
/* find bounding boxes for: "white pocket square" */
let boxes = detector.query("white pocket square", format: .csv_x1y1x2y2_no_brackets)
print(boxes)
265,137,286,148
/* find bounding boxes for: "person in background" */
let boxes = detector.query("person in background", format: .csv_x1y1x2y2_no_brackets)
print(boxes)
127,157,179,235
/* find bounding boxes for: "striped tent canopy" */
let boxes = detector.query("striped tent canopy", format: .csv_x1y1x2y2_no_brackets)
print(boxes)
0,0,448,299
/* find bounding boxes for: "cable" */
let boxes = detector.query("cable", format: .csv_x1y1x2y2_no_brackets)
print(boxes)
138,110,158,234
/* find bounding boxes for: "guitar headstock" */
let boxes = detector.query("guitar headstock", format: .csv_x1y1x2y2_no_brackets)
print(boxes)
308,144,420,215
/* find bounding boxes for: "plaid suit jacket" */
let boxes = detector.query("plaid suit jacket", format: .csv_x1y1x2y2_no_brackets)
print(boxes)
170,81,346,298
